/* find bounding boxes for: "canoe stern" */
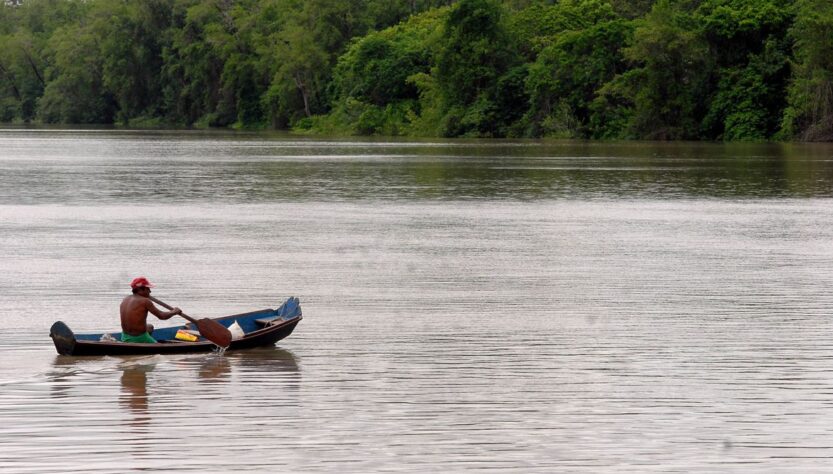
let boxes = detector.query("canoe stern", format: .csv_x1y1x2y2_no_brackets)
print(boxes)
50,321,77,356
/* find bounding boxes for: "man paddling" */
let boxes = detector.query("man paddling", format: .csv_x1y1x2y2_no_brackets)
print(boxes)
120,277,182,343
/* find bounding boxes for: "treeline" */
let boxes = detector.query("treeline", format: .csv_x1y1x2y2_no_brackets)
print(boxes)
1,0,832,141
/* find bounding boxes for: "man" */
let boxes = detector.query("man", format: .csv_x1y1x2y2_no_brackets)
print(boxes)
120,277,182,343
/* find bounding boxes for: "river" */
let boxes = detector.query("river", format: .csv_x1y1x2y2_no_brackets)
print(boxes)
1,128,833,472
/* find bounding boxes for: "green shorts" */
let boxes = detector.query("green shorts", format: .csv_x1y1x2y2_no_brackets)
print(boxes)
121,332,158,343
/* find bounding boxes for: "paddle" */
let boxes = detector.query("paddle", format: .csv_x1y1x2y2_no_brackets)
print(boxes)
149,296,232,348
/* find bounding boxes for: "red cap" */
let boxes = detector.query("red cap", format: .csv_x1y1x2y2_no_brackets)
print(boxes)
130,277,155,289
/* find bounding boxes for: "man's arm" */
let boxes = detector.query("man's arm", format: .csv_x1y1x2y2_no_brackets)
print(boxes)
146,300,182,320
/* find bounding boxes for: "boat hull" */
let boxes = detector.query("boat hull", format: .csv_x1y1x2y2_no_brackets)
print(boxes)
50,297,302,356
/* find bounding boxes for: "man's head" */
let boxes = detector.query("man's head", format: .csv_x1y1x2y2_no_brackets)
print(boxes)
130,276,154,295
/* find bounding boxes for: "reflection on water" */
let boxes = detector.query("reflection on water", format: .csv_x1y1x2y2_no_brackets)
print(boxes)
3,130,833,472
119,361,154,428
194,355,231,382
23,349,302,471
227,347,300,372
2,130,833,204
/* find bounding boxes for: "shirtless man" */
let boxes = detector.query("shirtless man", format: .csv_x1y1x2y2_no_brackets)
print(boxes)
120,277,182,343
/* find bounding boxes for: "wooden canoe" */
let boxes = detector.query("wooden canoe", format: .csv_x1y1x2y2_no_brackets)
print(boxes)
49,296,302,356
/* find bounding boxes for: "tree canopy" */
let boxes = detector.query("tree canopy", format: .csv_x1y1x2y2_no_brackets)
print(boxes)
0,0,831,141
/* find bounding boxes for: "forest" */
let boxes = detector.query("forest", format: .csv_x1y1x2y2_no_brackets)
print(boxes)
1,0,832,141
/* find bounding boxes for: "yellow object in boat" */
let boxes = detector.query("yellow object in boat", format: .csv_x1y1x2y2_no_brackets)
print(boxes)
175,330,198,342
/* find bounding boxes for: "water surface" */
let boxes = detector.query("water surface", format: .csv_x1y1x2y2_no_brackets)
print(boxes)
2,129,833,472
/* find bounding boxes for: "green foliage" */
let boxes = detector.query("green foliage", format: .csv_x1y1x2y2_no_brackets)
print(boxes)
782,0,833,141
160,2,221,126
98,0,173,124
523,2,633,138
617,0,711,140
693,0,793,140
589,78,634,139
405,71,445,136
437,0,514,106
259,0,374,128
334,36,425,107
431,0,526,136
323,7,445,135
697,0,792,64
610,0,655,19
0,0,829,142
703,38,791,140
0,0,84,122
510,0,620,58
38,19,116,123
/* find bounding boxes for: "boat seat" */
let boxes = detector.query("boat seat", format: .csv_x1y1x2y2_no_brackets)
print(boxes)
255,316,284,327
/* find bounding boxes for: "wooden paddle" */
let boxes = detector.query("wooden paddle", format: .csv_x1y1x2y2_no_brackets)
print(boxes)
149,296,232,348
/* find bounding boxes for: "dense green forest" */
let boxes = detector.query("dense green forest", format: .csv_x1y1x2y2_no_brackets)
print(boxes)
1,0,832,140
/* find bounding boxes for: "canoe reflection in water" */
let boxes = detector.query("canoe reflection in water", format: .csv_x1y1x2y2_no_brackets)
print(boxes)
117,347,300,419
50,347,300,435
119,361,155,429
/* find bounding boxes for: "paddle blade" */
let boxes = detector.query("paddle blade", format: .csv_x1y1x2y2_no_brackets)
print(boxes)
195,318,232,348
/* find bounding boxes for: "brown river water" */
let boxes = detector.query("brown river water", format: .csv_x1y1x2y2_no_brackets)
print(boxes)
1,129,833,472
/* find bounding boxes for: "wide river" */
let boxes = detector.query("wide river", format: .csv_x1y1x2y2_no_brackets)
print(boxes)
1,129,833,473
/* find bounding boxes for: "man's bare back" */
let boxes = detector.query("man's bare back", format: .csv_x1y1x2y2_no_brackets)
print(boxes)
120,295,156,335
121,278,181,336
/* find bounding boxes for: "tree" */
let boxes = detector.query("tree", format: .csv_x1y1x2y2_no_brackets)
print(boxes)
434,0,523,136
523,1,632,137
38,23,116,123
614,0,710,139
96,0,175,124
321,7,441,135
696,0,793,140
262,0,371,128
0,0,84,122
782,0,833,141
703,38,790,140
160,0,228,126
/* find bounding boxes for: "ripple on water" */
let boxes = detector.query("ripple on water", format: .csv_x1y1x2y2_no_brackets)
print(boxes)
3,133,833,472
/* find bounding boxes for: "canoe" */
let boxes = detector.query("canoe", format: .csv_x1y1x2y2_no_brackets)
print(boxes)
49,296,302,356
